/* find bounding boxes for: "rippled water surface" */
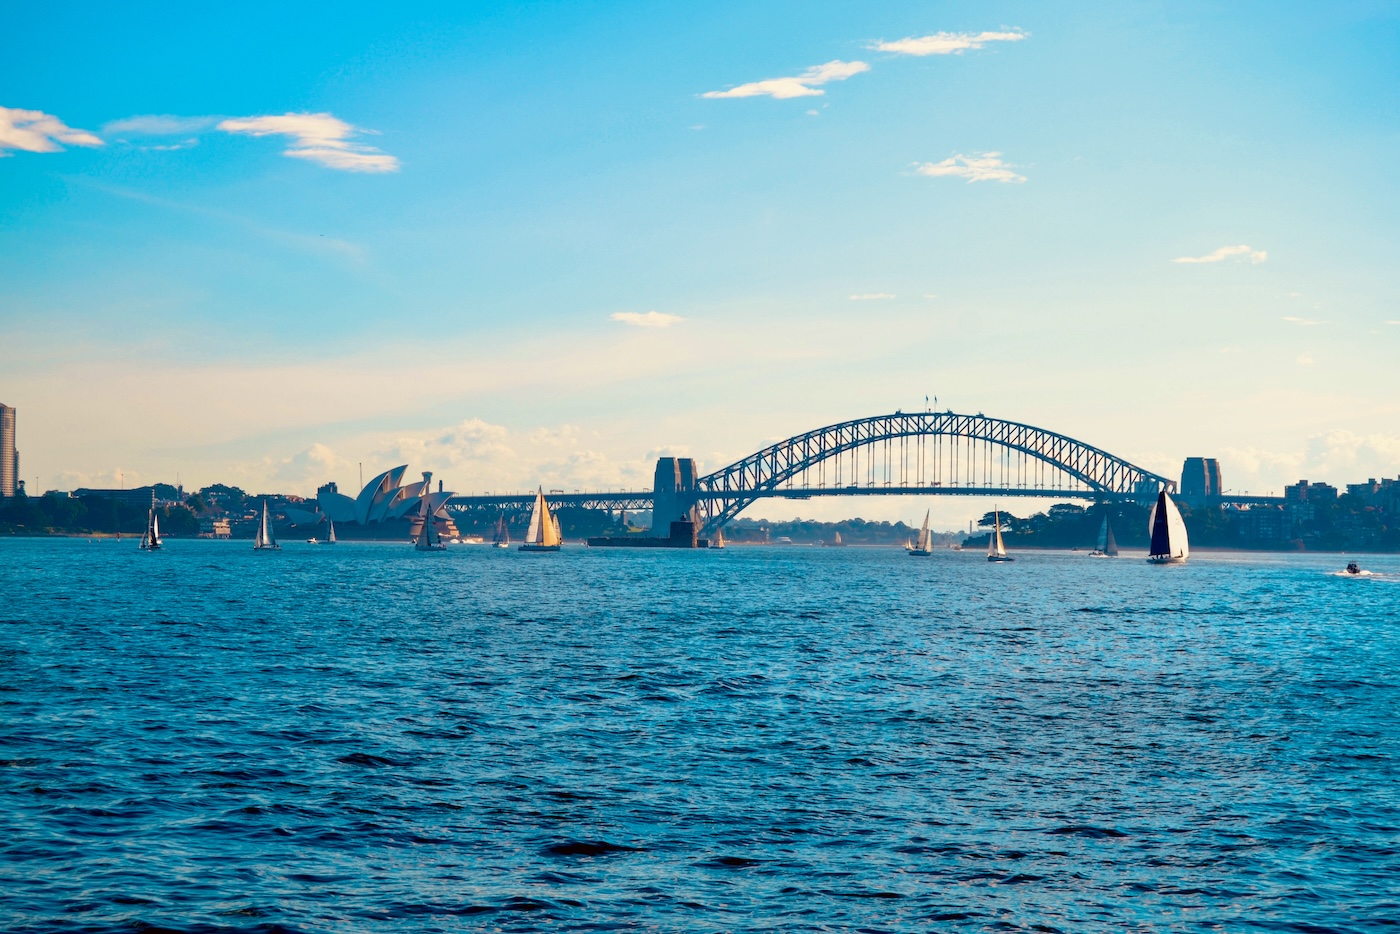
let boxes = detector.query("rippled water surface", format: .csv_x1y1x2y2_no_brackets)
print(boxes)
2,538,1398,932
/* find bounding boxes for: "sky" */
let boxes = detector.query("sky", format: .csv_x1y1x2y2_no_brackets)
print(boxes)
3,1,1398,529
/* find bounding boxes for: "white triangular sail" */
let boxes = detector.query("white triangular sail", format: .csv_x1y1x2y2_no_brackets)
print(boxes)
327,519,336,544
254,500,279,549
989,511,1007,558
1148,490,1189,562
916,510,931,551
526,490,543,544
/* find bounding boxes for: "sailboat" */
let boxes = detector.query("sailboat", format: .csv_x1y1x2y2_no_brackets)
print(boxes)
139,496,162,550
326,519,336,544
492,513,511,549
711,526,726,550
253,500,280,551
415,496,447,551
1147,489,1189,564
519,487,562,552
824,531,846,547
907,510,933,557
1088,513,1118,558
987,510,1013,562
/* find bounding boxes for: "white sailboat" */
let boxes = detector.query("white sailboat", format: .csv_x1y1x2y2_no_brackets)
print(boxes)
492,513,511,548
907,510,933,557
415,495,447,551
253,500,280,551
1147,489,1189,564
139,496,162,550
711,526,726,550
327,519,336,544
987,510,1013,562
519,487,562,552
1089,513,1118,558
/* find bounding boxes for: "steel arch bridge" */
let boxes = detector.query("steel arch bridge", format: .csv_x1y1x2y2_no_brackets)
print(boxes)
446,411,1177,536
682,411,1174,535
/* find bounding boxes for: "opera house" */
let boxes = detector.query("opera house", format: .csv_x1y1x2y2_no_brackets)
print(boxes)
283,466,460,539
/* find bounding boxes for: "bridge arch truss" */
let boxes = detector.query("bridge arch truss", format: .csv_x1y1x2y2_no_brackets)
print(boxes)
691,411,1173,534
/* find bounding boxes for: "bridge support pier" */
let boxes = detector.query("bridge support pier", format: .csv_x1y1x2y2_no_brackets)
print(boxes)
651,457,698,532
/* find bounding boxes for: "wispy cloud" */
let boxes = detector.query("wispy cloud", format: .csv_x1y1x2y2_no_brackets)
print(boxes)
913,152,1025,183
104,114,217,137
874,29,1028,56
217,112,399,172
849,292,896,301
1282,316,1323,326
611,311,683,328
1297,354,1315,365
0,106,103,155
703,60,869,100
1172,244,1268,264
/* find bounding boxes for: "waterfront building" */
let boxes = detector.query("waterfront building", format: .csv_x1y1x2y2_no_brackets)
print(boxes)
0,403,16,499
280,465,459,539
1284,480,1338,504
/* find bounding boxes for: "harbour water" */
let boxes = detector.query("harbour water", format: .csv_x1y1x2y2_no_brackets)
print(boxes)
2,538,1397,932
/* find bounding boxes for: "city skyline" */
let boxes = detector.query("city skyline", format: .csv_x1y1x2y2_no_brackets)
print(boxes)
3,2,1398,528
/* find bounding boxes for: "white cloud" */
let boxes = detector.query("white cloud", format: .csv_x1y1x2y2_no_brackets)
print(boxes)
611,311,683,328
703,60,870,100
1296,354,1314,365
0,106,103,155
874,29,1028,56
913,152,1025,183
849,292,896,301
1386,320,1400,326
104,114,217,136
1282,316,1323,326
217,112,399,172
1172,244,1268,264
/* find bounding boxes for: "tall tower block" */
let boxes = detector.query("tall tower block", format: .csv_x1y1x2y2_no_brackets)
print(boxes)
0,404,16,499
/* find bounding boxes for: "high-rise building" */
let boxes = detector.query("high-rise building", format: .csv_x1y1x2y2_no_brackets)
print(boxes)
0,404,16,499
1180,457,1222,501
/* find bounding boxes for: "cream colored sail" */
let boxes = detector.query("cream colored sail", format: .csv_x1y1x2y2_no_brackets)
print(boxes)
916,510,931,551
540,494,561,547
526,489,544,543
989,511,1007,558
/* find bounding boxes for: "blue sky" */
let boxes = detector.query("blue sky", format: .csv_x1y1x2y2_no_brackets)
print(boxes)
3,1,1398,526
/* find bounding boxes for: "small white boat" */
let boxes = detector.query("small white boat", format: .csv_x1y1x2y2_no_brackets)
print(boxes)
987,510,1013,562
138,496,162,551
519,488,562,552
908,510,933,557
1088,513,1118,558
1147,490,1189,564
492,513,511,548
711,527,726,550
253,500,280,551
414,495,447,551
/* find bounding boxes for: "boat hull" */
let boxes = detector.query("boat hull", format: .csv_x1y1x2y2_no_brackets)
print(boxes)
1146,555,1186,564
907,549,933,557
519,544,561,552
987,555,1014,563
